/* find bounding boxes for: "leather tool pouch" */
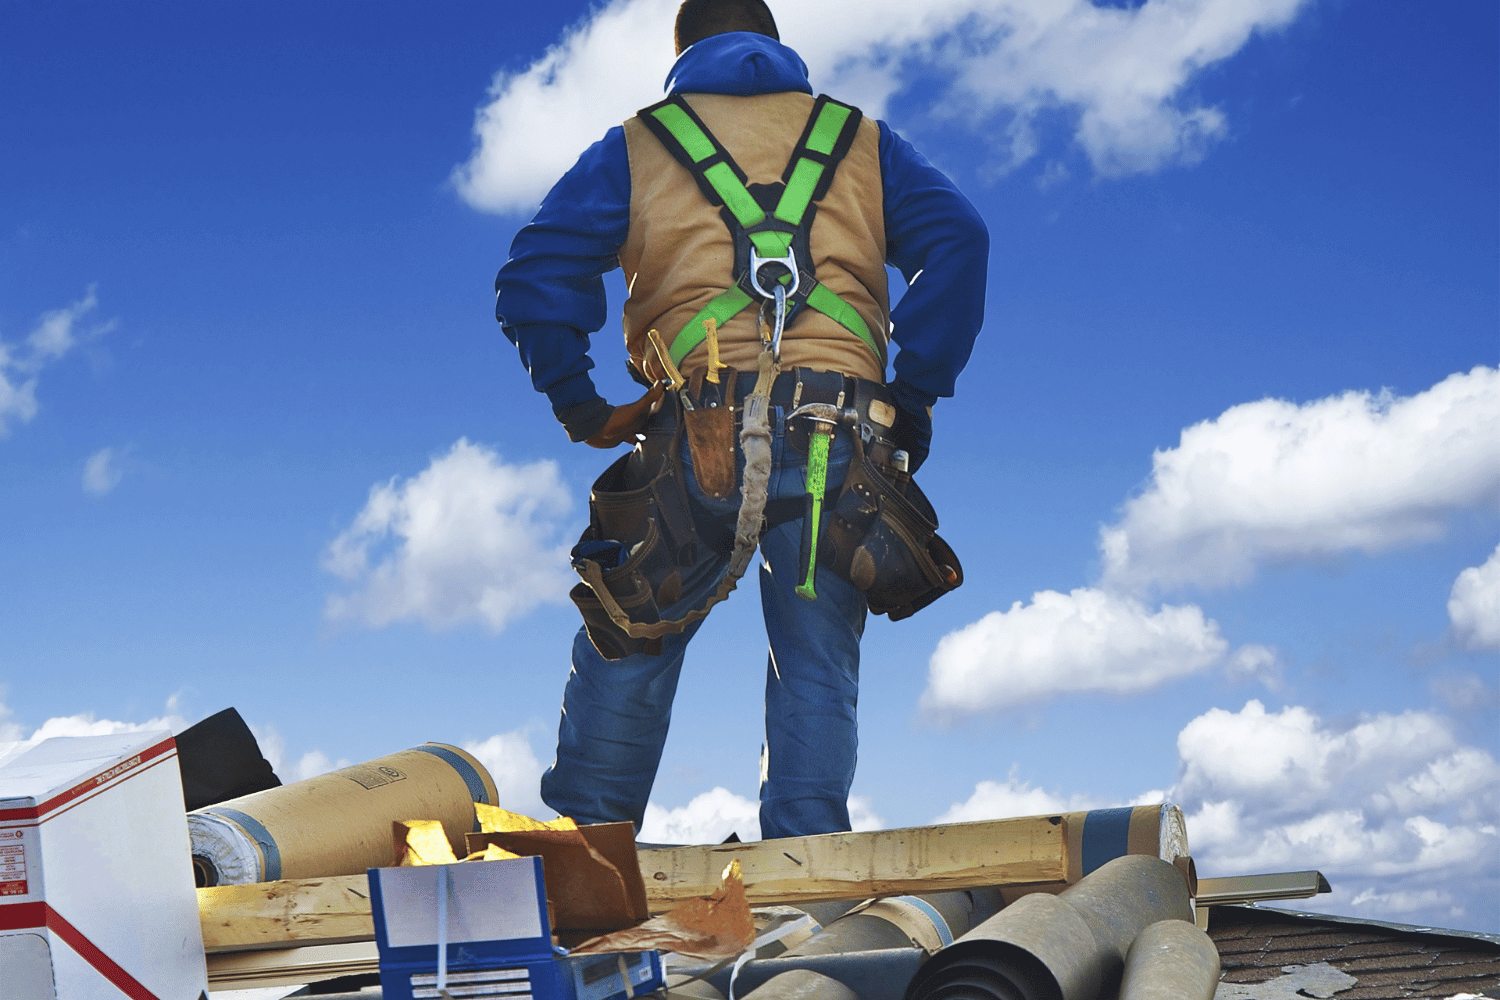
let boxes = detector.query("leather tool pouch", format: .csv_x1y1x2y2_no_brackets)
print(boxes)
569,408,712,660
681,367,738,500
820,437,964,620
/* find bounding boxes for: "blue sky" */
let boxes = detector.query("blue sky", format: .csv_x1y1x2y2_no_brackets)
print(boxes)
2,0,1496,931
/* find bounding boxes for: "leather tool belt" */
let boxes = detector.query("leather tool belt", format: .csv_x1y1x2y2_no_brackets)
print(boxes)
568,368,963,660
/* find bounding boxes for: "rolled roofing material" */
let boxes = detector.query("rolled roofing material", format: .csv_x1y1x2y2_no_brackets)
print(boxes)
671,949,923,1000
690,890,1001,999
741,969,861,999
187,743,497,886
665,973,728,999
1118,919,1220,1000
1000,805,1187,907
789,890,1004,960
905,855,1194,1000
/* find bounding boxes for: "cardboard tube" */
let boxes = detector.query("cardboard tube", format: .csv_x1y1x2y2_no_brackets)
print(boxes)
906,855,1194,1000
1001,804,1188,904
741,969,860,1000
187,743,497,886
1118,919,1220,1000
666,974,727,999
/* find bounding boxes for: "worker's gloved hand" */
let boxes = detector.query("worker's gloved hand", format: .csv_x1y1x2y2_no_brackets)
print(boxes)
585,382,666,448
889,380,933,473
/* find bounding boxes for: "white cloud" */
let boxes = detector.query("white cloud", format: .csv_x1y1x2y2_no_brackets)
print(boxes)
284,750,351,783
1,288,114,436
463,730,548,819
922,587,1227,716
0,697,24,744
245,722,348,786
937,700,1499,928
641,786,763,845
934,769,1101,825
785,0,1308,176
848,795,886,833
452,0,678,214
1101,367,1500,591
1449,543,1500,650
1429,671,1498,714
82,446,124,496
323,439,576,633
637,787,882,843
1223,643,1280,687
0,695,187,750
454,0,1310,214
1174,700,1499,929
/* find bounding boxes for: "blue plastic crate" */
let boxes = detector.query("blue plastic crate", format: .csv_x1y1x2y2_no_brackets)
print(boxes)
368,856,662,1000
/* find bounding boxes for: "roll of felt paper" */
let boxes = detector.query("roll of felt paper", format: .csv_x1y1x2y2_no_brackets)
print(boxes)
187,742,497,886
1000,803,1189,904
907,855,1196,1000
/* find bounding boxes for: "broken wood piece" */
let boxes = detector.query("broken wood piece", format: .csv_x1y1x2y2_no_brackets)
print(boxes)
198,815,1067,953
640,815,1065,909
199,874,373,953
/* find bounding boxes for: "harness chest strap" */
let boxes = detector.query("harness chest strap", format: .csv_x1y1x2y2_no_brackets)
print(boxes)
638,93,882,367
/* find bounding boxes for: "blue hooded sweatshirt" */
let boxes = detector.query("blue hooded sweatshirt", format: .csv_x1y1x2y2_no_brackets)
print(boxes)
494,32,989,446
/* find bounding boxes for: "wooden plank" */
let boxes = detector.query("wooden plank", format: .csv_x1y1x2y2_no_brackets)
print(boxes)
199,815,1066,953
207,940,379,990
639,815,1065,909
199,874,374,954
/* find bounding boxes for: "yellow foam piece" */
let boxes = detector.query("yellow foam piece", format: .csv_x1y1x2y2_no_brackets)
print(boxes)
475,802,579,834
396,819,458,866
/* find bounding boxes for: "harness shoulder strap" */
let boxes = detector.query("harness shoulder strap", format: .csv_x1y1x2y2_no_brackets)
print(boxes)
636,94,880,365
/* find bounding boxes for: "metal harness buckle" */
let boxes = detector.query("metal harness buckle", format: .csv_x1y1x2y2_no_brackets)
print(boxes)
748,243,800,300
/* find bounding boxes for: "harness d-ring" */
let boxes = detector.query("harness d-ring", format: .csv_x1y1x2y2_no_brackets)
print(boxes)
749,243,799,300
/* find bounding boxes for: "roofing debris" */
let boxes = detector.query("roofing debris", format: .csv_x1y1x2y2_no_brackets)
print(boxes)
1209,904,1500,1000
4,721,1497,1000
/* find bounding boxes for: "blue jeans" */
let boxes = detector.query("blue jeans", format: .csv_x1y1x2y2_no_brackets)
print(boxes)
540,407,867,840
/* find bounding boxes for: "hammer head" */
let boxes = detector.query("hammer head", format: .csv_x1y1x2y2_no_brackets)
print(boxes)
786,401,858,428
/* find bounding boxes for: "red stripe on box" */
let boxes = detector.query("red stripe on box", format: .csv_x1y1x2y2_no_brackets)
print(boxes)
0,737,176,822
0,900,46,930
46,903,164,1000
1,902,166,998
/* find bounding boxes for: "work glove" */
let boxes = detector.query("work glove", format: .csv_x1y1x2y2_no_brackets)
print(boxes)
889,380,934,473
584,382,665,448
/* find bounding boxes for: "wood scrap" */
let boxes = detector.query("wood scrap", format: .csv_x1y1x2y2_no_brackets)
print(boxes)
198,815,1067,954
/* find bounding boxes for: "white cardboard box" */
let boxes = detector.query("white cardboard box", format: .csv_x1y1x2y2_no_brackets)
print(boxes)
0,731,209,1000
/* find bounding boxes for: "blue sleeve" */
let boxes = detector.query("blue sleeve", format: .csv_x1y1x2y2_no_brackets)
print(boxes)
494,126,632,433
878,121,990,410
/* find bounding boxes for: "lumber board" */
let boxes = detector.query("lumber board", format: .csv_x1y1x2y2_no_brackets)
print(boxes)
639,815,1065,909
206,940,379,989
199,815,1066,953
199,874,374,953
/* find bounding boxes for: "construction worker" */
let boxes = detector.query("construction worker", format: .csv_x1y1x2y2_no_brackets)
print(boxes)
495,0,987,839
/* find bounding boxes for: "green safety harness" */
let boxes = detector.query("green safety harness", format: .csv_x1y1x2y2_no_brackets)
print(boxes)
577,95,883,646
638,93,882,367
640,94,883,603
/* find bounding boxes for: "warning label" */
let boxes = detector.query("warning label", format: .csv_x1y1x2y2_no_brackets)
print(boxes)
0,837,28,896
342,764,406,790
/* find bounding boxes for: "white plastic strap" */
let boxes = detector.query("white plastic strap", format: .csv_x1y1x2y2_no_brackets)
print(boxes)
617,954,636,998
728,913,817,1000
436,867,455,1000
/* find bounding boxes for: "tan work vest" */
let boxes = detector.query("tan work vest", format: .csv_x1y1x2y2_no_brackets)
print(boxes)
620,91,889,384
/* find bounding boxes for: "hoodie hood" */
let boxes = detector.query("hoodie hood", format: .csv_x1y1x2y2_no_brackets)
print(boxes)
665,31,813,98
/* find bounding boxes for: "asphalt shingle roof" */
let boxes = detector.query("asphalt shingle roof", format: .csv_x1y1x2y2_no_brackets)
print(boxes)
1209,904,1500,999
